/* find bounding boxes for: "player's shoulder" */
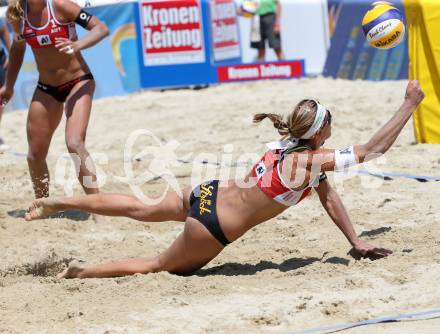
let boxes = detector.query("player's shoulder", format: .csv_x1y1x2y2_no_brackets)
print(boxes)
52,0,71,6
52,0,80,12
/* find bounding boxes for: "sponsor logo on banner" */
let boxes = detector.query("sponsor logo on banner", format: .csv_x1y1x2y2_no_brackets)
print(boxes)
210,0,240,61
139,0,205,66
217,61,304,82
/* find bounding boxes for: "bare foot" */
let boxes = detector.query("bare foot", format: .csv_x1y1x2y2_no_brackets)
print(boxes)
93,213,109,224
57,260,86,279
25,198,62,221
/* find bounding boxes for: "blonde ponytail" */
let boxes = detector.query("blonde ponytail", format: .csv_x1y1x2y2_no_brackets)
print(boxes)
254,99,318,139
7,0,24,24
253,113,290,136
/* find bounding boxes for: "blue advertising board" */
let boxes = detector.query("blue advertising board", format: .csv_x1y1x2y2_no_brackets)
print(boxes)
134,0,241,89
324,0,408,81
83,3,142,94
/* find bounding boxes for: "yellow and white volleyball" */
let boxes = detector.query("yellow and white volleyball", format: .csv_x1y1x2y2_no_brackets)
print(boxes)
362,1,406,49
239,0,259,18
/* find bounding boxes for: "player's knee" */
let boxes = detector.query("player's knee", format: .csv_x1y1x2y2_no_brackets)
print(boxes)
27,150,47,163
66,137,85,153
168,192,187,221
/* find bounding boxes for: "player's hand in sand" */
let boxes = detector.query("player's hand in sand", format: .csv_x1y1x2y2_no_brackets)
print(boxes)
404,80,424,107
57,260,86,279
352,239,392,258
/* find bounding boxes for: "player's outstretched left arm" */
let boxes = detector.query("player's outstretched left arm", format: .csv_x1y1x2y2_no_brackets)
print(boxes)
315,178,392,258
296,81,425,176
53,0,109,55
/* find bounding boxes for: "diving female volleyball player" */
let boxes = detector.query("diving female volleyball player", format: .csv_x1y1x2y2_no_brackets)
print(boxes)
0,0,109,221
26,81,424,279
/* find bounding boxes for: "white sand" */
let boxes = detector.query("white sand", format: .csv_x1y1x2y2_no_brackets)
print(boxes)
0,77,439,333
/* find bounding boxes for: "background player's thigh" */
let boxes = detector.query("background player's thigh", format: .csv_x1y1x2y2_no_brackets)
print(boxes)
27,90,64,197
27,90,64,159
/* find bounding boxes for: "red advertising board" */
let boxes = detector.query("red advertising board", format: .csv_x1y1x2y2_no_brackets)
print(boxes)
210,0,240,61
217,61,304,81
139,0,205,66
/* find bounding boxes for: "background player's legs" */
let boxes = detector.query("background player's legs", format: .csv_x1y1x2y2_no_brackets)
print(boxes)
257,48,266,61
274,48,285,60
27,90,64,198
64,80,98,196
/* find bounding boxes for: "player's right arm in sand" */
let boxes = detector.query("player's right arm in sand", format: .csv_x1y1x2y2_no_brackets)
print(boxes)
0,20,26,105
306,80,425,174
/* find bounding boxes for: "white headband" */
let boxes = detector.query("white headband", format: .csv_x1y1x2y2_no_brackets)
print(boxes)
266,100,327,150
300,101,327,139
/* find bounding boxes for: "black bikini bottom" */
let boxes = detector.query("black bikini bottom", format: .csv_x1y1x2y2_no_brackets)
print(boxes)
188,180,231,247
37,73,94,103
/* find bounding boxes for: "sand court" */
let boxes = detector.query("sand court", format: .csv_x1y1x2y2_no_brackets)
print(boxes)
0,78,439,333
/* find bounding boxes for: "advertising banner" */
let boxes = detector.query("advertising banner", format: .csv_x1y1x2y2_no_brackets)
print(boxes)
236,0,329,75
83,3,141,93
324,0,408,81
209,0,240,61
139,0,206,66
73,0,135,7
7,0,306,110
134,0,219,88
217,60,304,82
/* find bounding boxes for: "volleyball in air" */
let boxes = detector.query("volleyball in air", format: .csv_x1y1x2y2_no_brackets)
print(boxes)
240,0,258,18
362,1,405,49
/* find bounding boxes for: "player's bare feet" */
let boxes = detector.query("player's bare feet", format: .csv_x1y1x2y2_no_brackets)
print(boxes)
25,198,62,221
57,260,86,279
